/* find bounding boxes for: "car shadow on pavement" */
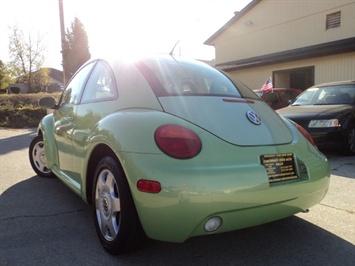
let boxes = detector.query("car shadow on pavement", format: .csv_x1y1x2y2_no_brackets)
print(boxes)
0,175,354,265
0,129,36,156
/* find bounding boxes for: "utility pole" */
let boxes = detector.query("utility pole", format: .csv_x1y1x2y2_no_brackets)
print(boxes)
58,0,66,86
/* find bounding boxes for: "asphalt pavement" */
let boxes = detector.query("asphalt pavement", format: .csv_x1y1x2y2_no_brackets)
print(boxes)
0,128,354,265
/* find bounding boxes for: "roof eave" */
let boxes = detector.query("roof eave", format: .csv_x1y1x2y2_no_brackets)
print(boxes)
204,0,262,45
216,37,355,71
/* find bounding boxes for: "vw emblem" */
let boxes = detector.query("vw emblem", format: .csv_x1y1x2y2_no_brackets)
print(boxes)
246,111,261,125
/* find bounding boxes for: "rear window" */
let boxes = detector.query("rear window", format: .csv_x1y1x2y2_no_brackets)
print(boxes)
138,57,258,100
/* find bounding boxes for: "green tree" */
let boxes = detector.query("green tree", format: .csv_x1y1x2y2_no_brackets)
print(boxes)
32,68,51,93
0,60,14,90
8,25,48,93
62,17,91,83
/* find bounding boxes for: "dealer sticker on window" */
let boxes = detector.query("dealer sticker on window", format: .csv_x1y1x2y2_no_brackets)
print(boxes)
260,153,298,183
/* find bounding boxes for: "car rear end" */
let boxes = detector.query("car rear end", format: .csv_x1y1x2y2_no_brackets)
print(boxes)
118,56,330,242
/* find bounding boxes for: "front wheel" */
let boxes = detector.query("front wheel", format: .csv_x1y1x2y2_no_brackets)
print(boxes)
92,156,146,255
29,135,54,178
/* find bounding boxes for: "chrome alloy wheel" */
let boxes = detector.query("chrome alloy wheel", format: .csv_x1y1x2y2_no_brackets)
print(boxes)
92,156,146,254
95,169,121,241
32,140,51,174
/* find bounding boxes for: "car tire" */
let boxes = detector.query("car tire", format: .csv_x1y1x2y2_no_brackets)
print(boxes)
92,156,146,255
343,127,355,156
29,135,55,178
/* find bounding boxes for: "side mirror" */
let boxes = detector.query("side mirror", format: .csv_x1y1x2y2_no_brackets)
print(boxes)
39,96,57,109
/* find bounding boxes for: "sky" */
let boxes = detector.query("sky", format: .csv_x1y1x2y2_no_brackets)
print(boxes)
0,0,251,70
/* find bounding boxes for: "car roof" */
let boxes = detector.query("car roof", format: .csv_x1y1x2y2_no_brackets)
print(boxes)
253,88,300,92
101,53,208,67
311,80,355,88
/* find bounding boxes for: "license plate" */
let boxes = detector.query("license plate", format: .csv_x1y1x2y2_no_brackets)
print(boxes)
260,153,298,183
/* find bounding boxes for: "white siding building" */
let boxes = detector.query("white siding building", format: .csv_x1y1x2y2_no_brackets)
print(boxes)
204,0,355,90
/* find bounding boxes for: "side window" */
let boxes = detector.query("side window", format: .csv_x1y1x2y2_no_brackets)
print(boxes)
81,61,117,103
280,91,296,102
265,92,281,106
61,62,95,106
289,91,298,100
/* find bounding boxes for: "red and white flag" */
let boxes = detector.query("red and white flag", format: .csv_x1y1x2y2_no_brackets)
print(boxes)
261,76,273,91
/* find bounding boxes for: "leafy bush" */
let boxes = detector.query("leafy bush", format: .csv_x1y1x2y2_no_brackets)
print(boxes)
0,93,60,128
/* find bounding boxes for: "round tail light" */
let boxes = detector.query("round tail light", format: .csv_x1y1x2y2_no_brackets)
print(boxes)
154,124,202,159
295,123,317,147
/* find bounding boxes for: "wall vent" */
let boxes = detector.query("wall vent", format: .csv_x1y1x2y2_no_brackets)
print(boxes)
326,11,341,29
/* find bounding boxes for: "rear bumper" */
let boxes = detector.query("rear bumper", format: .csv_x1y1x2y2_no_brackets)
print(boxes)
137,179,329,243
188,186,328,239
122,145,330,243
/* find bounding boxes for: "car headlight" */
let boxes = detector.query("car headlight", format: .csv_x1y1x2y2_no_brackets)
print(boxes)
308,119,340,128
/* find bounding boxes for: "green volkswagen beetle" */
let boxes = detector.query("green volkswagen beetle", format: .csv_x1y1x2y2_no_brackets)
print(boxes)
29,54,330,255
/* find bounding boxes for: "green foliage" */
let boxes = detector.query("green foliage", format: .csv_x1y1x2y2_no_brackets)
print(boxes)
0,93,60,128
32,68,51,92
63,17,91,83
0,60,14,89
47,83,61,93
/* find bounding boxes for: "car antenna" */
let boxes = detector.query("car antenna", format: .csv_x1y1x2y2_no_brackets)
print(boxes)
169,40,180,56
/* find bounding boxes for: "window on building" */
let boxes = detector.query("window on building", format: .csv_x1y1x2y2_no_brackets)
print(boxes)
326,11,341,29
